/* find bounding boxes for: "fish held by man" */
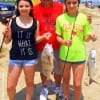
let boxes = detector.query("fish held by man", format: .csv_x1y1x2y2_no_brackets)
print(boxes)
41,43,54,80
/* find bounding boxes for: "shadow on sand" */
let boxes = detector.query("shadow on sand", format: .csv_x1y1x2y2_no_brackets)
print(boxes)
69,85,84,100
15,83,55,100
15,83,84,100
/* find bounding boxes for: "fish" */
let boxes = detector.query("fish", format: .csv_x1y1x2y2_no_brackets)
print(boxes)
41,43,54,80
87,49,98,84
87,49,96,78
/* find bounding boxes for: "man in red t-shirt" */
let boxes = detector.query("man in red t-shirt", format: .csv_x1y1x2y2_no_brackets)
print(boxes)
33,0,92,100
33,0,64,100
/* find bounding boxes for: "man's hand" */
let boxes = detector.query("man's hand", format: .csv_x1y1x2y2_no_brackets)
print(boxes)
90,34,97,41
87,14,92,23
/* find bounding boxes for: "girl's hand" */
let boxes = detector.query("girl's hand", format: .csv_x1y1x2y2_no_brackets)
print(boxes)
90,34,97,41
64,39,72,46
44,32,52,40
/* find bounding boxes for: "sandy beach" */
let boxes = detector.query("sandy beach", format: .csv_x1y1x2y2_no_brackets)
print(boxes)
0,4,100,100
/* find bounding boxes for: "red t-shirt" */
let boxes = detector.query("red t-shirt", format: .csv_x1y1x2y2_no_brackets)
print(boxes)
33,2,63,52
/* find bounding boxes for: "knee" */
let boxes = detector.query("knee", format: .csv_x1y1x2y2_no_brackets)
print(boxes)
7,84,16,92
26,81,34,87
63,76,70,84
74,81,82,89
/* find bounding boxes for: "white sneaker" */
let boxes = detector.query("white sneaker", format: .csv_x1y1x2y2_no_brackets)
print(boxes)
55,87,60,94
40,88,48,100
55,87,64,99
59,89,64,97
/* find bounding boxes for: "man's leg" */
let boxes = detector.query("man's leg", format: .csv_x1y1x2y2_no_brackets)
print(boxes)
37,52,49,100
53,50,64,99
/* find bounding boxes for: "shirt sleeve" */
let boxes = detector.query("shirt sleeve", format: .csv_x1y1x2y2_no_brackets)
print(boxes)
56,17,62,36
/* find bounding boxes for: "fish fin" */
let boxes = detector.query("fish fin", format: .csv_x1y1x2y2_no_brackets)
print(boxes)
89,78,100,85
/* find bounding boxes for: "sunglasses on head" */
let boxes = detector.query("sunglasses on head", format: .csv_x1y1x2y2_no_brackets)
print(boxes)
66,1,77,5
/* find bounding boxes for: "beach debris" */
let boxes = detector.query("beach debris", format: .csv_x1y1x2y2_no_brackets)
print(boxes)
41,43,54,81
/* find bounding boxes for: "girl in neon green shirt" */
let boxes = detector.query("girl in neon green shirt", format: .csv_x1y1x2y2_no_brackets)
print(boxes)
56,0,97,100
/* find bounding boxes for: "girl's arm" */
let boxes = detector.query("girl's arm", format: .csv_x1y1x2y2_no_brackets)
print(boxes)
57,35,72,46
3,20,12,44
57,35,66,45
35,20,51,43
84,34,97,42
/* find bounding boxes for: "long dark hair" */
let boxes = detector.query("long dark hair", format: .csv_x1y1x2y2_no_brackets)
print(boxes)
64,0,80,12
16,0,33,17
64,0,80,4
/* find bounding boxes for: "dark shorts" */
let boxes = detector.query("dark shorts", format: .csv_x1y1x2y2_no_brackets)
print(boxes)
37,50,62,75
60,59,86,64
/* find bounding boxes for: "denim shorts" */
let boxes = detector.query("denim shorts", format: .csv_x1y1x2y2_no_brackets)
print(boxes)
9,59,38,67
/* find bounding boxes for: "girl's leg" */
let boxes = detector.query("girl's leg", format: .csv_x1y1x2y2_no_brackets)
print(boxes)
23,65,37,100
7,66,22,100
72,63,85,100
61,62,71,100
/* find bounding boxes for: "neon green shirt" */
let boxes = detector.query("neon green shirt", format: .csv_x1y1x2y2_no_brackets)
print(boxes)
56,13,92,62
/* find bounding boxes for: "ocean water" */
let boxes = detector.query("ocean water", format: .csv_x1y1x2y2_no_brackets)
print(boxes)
81,0,100,6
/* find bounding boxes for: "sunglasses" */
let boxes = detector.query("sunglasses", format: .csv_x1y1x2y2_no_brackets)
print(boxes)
66,1,77,5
